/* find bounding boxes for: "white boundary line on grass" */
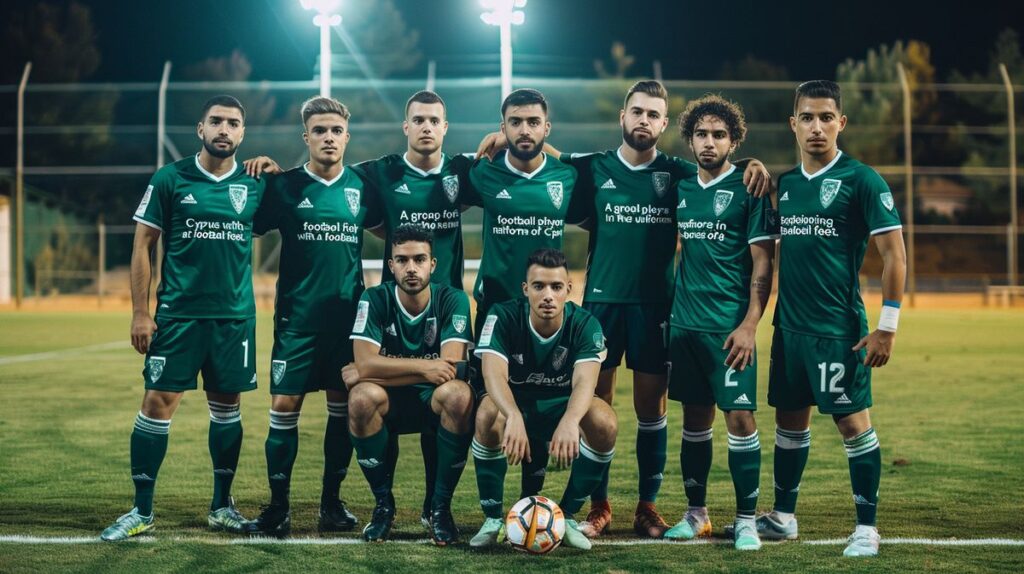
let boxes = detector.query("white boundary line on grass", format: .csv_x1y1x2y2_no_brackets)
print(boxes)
0,341,125,366
1,535,1023,546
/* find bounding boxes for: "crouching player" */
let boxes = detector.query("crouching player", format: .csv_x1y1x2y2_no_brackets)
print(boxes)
469,248,617,551
345,225,475,545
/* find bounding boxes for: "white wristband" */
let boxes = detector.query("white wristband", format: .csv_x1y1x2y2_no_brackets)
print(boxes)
877,305,900,332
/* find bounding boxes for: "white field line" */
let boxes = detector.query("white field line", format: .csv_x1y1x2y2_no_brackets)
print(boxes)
1,535,1023,546
0,341,126,366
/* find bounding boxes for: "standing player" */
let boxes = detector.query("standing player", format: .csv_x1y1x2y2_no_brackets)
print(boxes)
346,225,475,545
101,96,264,541
756,80,906,557
476,81,770,538
661,95,778,551
469,248,616,551
243,96,376,537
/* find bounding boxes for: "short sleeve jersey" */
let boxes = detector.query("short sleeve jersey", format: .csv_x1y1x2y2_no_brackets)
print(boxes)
350,281,473,360
565,150,696,305
253,164,381,333
464,151,581,307
353,153,474,289
474,299,606,397
774,151,903,339
133,155,266,319
671,164,780,333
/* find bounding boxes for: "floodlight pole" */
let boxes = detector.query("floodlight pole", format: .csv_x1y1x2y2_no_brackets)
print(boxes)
481,1,526,102
999,63,1018,288
316,14,333,97
157,61,171,168
15,62,31,309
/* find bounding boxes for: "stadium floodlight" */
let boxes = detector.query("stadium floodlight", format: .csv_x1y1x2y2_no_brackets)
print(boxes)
480,0,526,101
300,0,343,97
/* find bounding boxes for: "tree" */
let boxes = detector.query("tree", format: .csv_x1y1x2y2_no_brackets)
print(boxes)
594,42,636,79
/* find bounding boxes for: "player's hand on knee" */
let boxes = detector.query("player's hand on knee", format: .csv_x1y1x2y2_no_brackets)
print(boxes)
853,330,895,368
476,131,507,160
242,156,282,178
723,325,757,371
549,422,580,468
423,359,457,385
341,363,360,388
130,311,157,355
502,415,530,465
743,160,772,198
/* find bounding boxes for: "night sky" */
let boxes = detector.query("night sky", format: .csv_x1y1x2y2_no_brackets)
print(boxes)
66,0,1023,83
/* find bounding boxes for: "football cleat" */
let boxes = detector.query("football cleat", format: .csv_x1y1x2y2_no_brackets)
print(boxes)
561,519,593,550
318,498,357,532
843,526,881,557
362,495,396,542
244,503,291,538
100,508,154,542
725,511,798,540
665,508,712,540
469,517,505,548
577,499,612,538
733,519,763,551
208,498,248,534
633,501,669,538
429,505,460,546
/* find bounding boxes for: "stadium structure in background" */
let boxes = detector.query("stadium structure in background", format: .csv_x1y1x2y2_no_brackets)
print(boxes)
0,62,1021,308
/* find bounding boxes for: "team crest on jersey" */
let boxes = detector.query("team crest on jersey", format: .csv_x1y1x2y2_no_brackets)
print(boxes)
424,317,438,347
228,185,248,214
147,356,166,383
714,190,734,216
546,181,564,209
652,172,671,197
820,179,842,208
271,360,287,386
452,314,467,334
442,175,460,204
880,191,895,211
344,188,361,217
551,346,569,370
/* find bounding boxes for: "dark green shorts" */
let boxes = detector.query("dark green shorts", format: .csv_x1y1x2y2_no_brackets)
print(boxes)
768,328,872,414
513,391,571,441
668,326,757,410
384,383,440,435
583,302,668,375
269,330,353,395
143,317,257,393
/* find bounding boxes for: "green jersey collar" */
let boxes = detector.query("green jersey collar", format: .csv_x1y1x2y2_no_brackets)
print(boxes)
402,152,445,177
697,163,737,189
503,150,547,179
528,312,564,344
394,284,432,323
800,149,843,180
194,154,238,183
303,162,346,187
615,146,658,171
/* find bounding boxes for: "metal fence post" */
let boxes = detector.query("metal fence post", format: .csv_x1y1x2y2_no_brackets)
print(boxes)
998,64,1018,287
897,63,916,306
98,214,106,307
15,62,32,308
158,61,171,169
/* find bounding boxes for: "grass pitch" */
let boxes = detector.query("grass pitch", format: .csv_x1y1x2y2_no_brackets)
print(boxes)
1,308,1023,573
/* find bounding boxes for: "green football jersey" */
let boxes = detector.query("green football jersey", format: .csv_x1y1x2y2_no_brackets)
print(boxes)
671,164,780,333
254,164,381,333
474,299,606,396
354,153,474,289
565,149,696,304
133,155,266,319
465,151,581,307
350,281,473,360
774,151,903,339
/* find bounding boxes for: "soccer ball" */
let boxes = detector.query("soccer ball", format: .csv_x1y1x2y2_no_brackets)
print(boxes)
504,496,566,554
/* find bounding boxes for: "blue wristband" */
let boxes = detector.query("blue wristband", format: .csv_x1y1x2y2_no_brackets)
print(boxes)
882,299,901,309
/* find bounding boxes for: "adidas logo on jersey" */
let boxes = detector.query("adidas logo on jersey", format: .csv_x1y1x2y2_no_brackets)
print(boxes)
180,193,197,204
735,394,751,405
394,183,411,194
677,198,687,208
298,197,314,208
835,393,852,405
592,287,603,294
496,189,512,199
512,353,524,364
780,191,790,201
600,178,616,189
386,323,397,336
